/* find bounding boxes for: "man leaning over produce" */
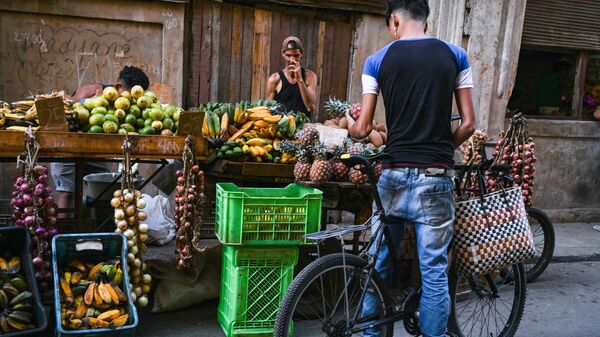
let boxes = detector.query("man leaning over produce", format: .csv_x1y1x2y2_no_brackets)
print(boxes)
347,0,475,336
51,66,150,217
266,36,318,118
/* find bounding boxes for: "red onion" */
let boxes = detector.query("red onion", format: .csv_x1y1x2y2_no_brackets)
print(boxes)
34,165,48,175
45,186,53,194
20,183,31,193
47,207,56,216
175,170,183,177
37,174,48,184
22,194,33,205
35,227,47,236
32,256,44,267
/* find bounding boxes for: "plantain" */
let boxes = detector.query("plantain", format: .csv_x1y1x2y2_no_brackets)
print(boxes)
0,112,5,127
11,302,32,311
0,289,8,309
68,260,87,274
97,282,112,304
84,282,95,306
69,318,83,329
104,282,119,305
86,307,96,318
9,291,31,306
287,115,296,137
249,111,272,121
97,309,120,322
84,316,110,329
7,257,20,273
110,283,128,302
3,284,19,299
75,300,87,318
94,284,104,307
262,115,282,123
211,112,221,137
245,138,270,147
247,106,269,114
221,112,229,137
111,314,129,327
8,310,32,324
71,271,83,285
87,262,105,281
10,277,27,291
0,257,7,271
0,316,9,333
60,278,74,303
6,316,27,331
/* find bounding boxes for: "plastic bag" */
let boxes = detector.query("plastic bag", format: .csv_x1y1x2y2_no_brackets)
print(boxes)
142,194,176,245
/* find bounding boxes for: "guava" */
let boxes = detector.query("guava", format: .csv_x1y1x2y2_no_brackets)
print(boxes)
92,96,109,108
103,120,119,134
89,114,106,126
114,97,130,111
103,86,119,102
131,85,144,99
151,120,163,131
114,109,127,120
149,108,164,121
136,96,152,109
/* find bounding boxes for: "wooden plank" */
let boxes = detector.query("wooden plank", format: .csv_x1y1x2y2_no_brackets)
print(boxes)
209,2,222,102
269,12,284,75
199,0,213,104
187,0,203,107
251,9,272,101
317,22,336,122
229,6,244,102
240,6,255,100
315,20,326,115
0,131,208,159
218,3,233,102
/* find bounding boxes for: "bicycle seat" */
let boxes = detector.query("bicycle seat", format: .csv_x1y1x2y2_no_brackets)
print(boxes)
340,152,391,168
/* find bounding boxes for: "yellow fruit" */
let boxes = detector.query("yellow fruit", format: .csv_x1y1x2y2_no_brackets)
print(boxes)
111,314,129,327
84,283,95,306
97,309,121,322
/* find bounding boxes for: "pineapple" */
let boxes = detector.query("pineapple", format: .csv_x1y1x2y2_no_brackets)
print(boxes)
279,140,298,164
297,126,320,145
330,146,349,182
309,143,333,183
324,97,350,118
294,147,312,181
349,166,369,185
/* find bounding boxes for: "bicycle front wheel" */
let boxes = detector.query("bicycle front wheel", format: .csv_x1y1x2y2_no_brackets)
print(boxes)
273,253,394,337
448,263,527,337
524,207,555,282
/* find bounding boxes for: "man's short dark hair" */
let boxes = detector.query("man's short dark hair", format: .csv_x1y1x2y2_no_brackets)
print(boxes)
118,66,150,90
385,0,430,26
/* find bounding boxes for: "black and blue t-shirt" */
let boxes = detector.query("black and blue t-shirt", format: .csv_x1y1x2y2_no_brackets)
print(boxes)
362,37,474,168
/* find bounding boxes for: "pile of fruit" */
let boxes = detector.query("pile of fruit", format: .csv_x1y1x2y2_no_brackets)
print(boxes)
112,138,151,307
289,127,383,184
490,113,536,208
174,137,207,271
323,98,388,148
11,131,57,291
0,256,37,334
71,86,183,135
58,260,131,330
0,95,77,132
207,102,308,163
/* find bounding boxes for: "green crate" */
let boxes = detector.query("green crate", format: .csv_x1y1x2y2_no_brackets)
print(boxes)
215,183,322,245
218,246,298,337
52,233,138,337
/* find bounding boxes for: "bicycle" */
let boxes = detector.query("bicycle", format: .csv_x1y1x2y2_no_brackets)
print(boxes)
523,207,554,282
274,153,527,337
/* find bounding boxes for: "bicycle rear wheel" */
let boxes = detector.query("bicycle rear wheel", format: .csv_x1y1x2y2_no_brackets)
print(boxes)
273,253,394,337
524,207,555,282
448,263,527,337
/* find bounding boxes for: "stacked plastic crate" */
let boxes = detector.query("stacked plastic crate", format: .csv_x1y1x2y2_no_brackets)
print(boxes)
215,183,322,337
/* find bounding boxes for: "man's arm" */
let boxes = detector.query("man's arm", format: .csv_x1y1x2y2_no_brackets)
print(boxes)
453,88,476,148
265,73,280,100
71,84,102,101
347,93,377,139
296,69,318,113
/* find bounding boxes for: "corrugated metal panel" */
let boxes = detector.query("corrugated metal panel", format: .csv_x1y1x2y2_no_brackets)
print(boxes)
522,0,600,50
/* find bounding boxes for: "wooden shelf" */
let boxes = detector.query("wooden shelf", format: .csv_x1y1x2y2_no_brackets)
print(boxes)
0,130,208,160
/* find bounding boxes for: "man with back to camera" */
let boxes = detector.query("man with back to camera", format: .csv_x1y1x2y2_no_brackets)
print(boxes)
51,66,150,217
266,36,318,118
346,1,475,336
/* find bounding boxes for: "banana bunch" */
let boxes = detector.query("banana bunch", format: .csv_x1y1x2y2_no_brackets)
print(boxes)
0,256,37,334
59,260,130,330
0,257,21,274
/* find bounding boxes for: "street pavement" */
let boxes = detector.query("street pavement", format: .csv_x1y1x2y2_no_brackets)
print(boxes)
136,222,600,337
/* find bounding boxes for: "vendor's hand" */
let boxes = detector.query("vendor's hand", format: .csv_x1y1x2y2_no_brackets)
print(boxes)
288,60,302,82
345,111,356,127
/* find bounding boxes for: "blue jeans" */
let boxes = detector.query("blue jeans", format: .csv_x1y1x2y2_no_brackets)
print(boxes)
362,168,455,337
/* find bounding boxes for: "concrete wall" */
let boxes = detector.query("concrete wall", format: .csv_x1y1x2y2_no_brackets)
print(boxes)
528,120,600,222
0,0,186,105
